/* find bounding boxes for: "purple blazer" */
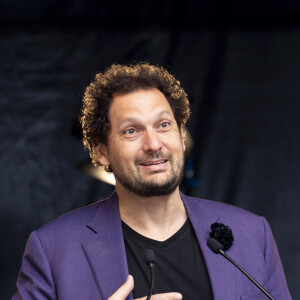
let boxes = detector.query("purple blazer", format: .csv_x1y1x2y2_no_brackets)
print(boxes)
13,192,291,300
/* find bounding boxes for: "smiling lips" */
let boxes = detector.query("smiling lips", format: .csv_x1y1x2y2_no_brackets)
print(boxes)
140,159,168,166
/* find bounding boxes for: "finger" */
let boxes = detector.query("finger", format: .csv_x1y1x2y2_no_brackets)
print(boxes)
108,275,134,300
151,293,183,300
135,292,183,300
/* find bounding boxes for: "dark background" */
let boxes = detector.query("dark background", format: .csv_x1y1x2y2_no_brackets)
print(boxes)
1,0,299,298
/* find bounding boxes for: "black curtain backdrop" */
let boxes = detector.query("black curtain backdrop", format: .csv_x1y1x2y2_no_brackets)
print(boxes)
1,1,300,298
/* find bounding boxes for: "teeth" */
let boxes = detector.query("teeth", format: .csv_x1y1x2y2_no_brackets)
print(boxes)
142,160,166,166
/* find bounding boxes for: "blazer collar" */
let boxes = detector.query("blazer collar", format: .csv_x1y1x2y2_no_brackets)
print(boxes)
82,192,133,300
181,192,232,299
82,191,231,300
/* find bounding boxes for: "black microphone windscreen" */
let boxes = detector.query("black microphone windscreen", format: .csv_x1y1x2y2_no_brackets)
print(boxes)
207,238,224,254
144,249,156,265
209,223,234,251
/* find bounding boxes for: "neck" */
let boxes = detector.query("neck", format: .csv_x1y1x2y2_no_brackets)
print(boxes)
116,183,187,241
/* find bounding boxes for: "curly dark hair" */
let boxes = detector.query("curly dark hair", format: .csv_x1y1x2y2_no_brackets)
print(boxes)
80,62,191,170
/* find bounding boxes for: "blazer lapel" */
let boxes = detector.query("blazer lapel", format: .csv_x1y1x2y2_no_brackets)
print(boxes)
82,193,133,300
82,192,235,299
181,193,233,299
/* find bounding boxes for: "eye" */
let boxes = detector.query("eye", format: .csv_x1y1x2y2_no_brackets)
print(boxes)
124,128,137,135
159,121,170,129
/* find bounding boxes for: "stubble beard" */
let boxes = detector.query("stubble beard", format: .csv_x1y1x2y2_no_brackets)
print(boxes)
109,152,184,197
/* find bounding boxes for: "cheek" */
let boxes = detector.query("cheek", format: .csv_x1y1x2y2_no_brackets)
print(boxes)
170,136,185,152
118,142,141,161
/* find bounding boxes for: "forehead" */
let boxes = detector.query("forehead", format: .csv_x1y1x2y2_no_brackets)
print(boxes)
109,88,174,123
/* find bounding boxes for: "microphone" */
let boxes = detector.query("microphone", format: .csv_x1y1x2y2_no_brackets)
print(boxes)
207,238,275,300
144,249,156,300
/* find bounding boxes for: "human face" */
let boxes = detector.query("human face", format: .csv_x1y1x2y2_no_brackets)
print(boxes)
95,88,185,197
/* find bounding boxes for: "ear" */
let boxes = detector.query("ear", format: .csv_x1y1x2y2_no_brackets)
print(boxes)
180,127,186,152
93,143,110,166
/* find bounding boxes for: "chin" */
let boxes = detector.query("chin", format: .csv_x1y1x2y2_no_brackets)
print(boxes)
124,178,181,198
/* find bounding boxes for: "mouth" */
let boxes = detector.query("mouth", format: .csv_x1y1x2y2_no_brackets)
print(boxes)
139,159,168,166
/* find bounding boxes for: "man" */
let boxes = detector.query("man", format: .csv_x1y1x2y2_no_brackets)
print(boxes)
14,63,291,299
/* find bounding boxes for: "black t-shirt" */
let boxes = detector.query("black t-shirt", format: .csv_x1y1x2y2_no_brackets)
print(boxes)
122,219,213,300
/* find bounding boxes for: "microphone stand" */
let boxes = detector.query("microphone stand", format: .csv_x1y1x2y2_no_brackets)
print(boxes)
145,249,156,300
146,261,155,300
218,249,275,300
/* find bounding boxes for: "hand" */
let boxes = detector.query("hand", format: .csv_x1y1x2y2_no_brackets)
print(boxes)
108,275,183,300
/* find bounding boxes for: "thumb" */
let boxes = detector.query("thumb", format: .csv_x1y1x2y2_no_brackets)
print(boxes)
108,275,134,300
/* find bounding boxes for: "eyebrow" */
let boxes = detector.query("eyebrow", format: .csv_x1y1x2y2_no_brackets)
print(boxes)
117,111,173,128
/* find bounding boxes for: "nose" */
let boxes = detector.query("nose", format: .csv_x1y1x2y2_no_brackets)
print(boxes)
142,130,162,152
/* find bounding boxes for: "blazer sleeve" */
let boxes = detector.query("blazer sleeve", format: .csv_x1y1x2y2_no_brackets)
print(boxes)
12,231,57,300
261,216,292,300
